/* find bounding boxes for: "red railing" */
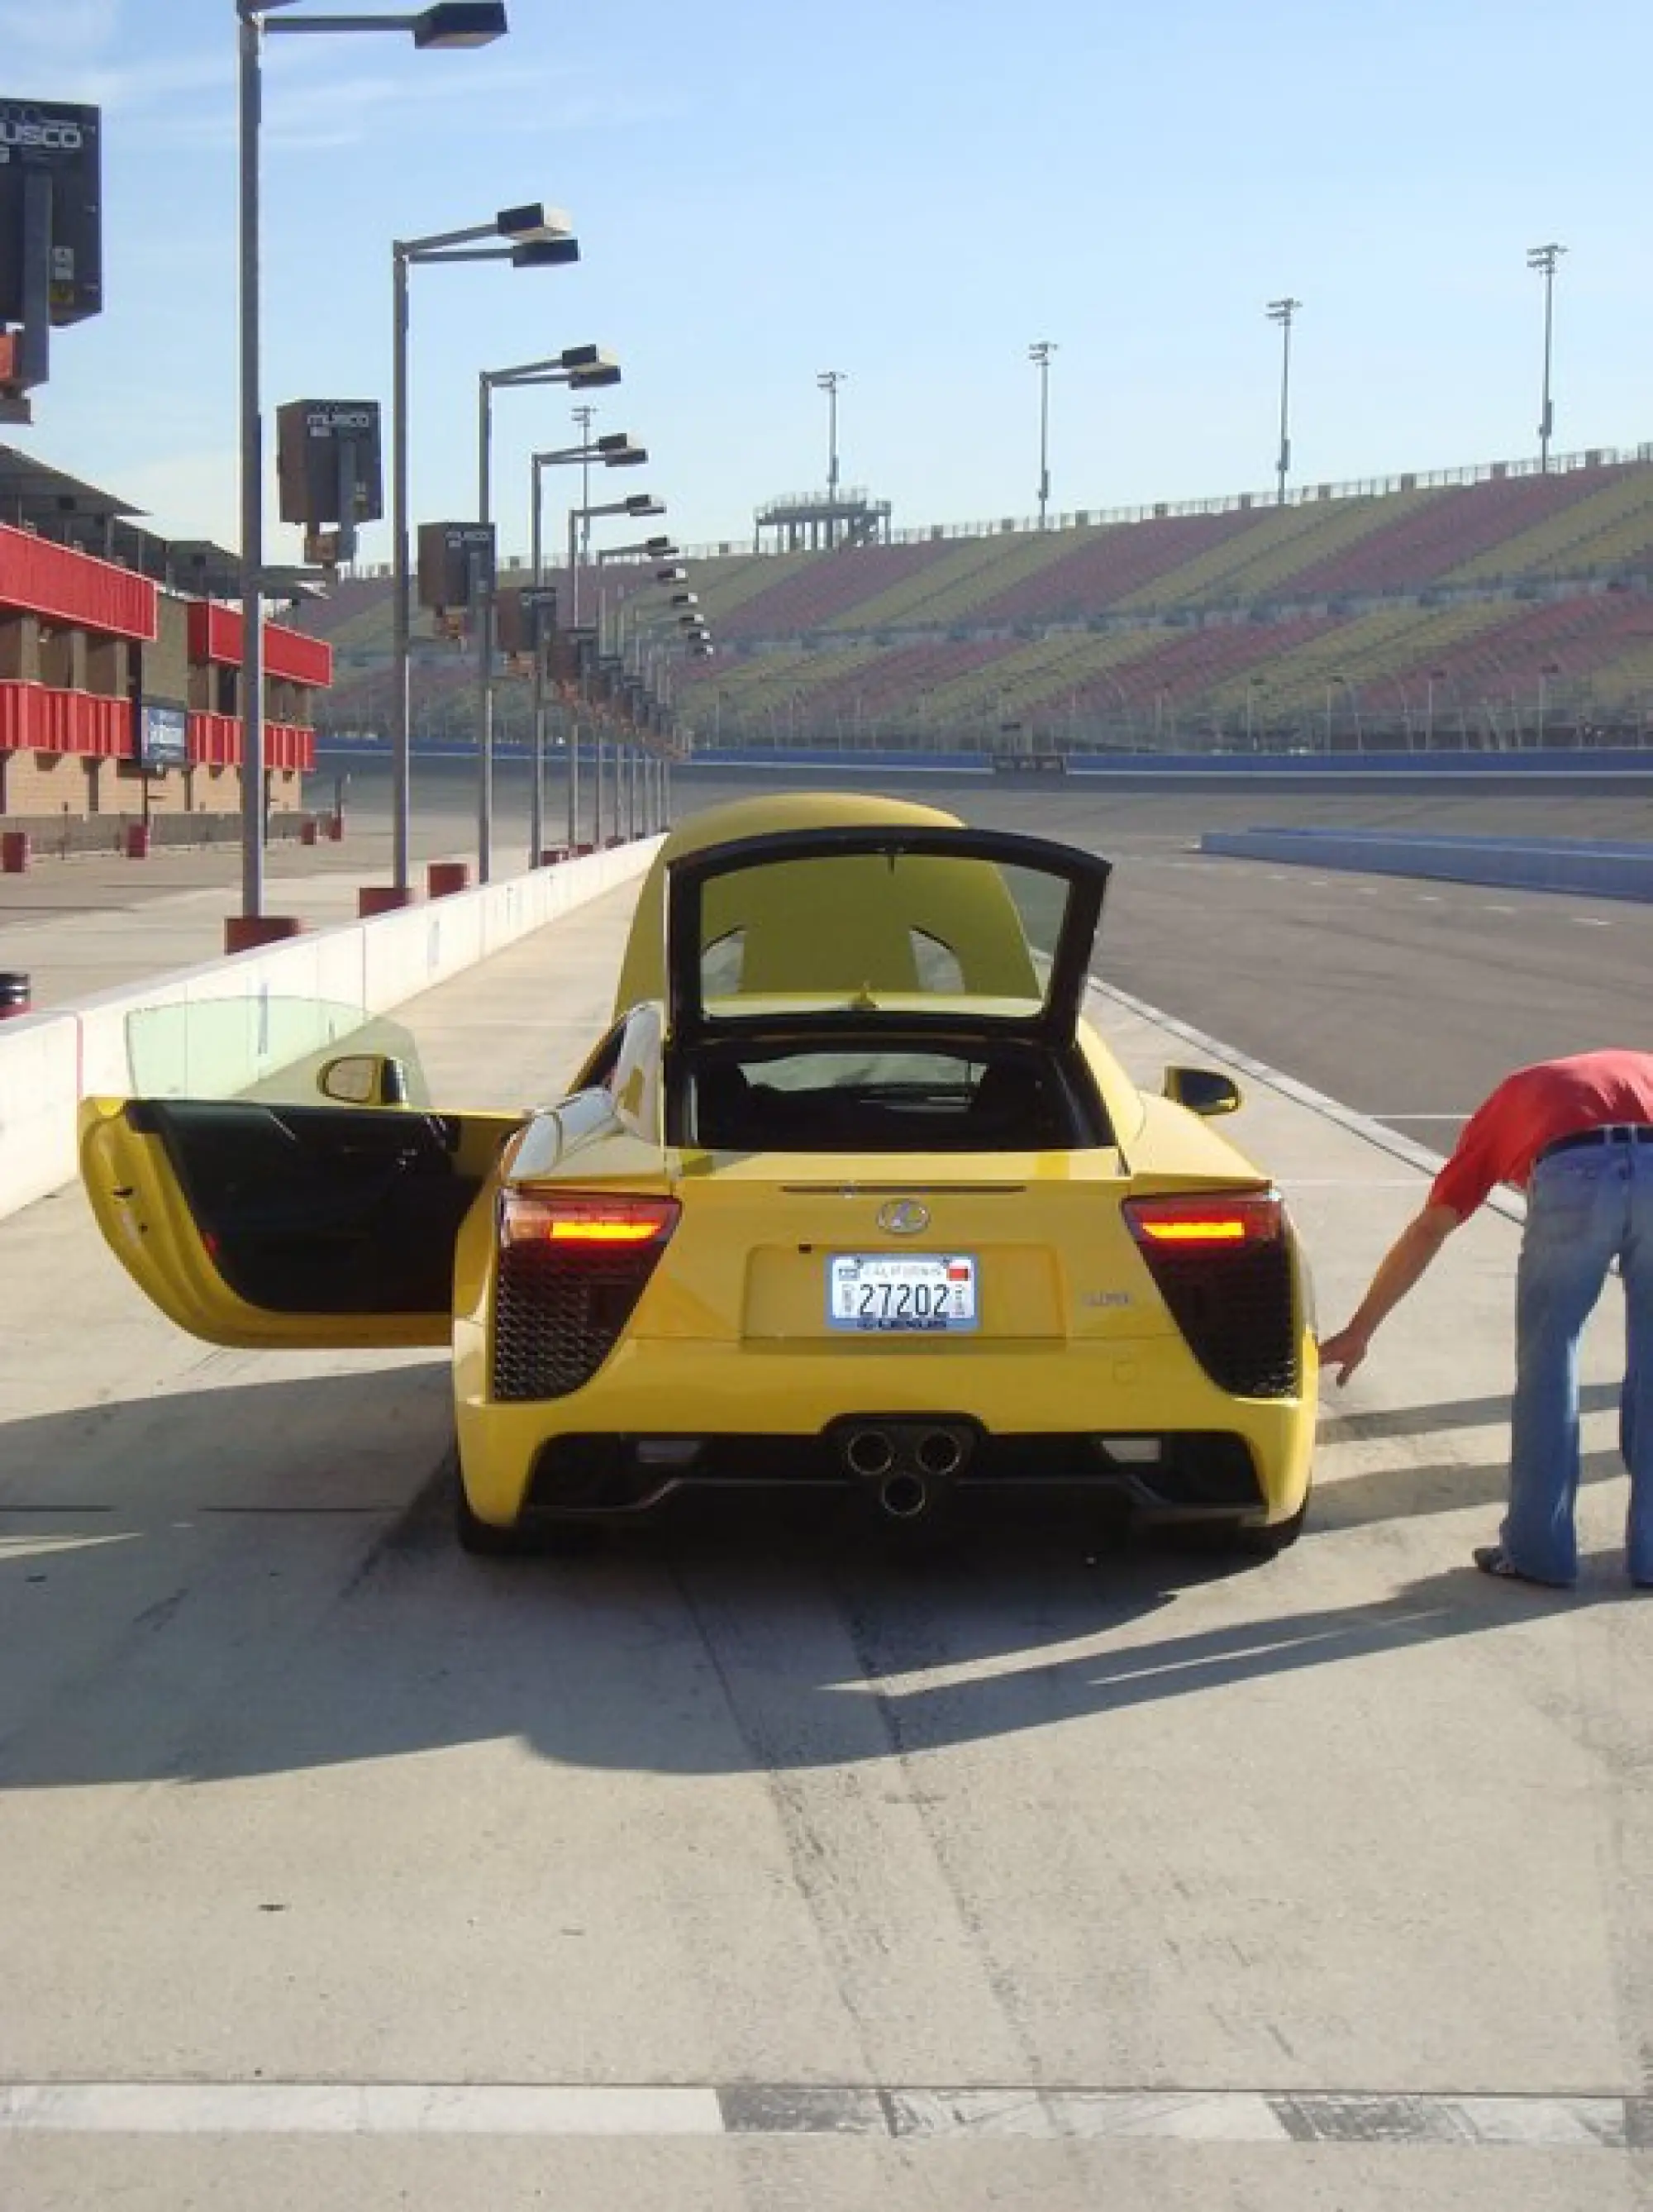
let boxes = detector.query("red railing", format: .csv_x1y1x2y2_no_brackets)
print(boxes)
0,681,132,756
0,526,159,641
188,711,315,772
187,602,333,688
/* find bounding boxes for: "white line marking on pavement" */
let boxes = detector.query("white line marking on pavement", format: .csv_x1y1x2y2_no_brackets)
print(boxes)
0,2085,725,2138
1573,916,1613,927
0,2081,1638,2148
1483,903,1517,913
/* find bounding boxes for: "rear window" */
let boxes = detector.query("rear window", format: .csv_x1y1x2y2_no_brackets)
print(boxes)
688,1043,1097,1152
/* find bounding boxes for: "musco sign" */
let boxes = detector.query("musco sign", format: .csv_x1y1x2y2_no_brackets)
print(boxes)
276,398,384,530
0,99,102,326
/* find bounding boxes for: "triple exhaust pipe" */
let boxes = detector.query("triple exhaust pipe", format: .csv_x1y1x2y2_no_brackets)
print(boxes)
839,1421,974,1520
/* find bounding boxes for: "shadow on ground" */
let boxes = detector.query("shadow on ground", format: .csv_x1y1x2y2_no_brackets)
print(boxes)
0,1371,1632,1793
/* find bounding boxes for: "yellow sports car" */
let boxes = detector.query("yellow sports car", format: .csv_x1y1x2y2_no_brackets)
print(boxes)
80,791,1316,1557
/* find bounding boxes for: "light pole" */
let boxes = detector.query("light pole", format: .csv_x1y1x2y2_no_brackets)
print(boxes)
1536,659,1562,746
563,491,666,845
1392,678,1416,750
1029,341,1056,528
1266,297,1301,507
388,201,577,903
603,560,698,837
1324,671,1360,751
1246,675,1266,751
474,350,621,881
236,0,509,941
570,400,598,560
623,622,705,835
628,614,709,832
1527,242,1566,473
531,459,653,856
817,369,846,543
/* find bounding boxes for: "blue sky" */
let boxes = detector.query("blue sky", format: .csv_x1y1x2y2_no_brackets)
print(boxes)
4,0,1651,566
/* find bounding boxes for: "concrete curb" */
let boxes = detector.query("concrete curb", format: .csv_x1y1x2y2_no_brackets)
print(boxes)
1201,825,1653,901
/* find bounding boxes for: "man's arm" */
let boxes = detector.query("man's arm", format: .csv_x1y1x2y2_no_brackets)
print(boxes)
1317,1203,1460,1385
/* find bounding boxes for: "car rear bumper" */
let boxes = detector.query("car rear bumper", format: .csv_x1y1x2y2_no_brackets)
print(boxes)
453,1332,1317,1530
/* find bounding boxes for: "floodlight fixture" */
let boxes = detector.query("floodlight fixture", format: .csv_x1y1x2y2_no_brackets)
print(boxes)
494,201,574,242
512,237,580,269
413,4,509,48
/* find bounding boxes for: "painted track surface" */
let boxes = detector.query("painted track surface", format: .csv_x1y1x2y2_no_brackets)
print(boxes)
1,765,1651,2208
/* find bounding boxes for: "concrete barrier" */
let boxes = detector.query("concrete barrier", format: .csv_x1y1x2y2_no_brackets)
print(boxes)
1200,827,1653,901
0,839,659,1224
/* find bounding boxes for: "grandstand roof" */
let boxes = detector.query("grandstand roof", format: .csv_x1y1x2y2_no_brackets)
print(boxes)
0,445,241,597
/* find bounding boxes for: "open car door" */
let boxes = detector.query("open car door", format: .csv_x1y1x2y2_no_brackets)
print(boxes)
79,1001,522,1351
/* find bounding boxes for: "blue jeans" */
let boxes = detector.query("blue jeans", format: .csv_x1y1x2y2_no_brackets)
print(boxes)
1503,1142,1653,1583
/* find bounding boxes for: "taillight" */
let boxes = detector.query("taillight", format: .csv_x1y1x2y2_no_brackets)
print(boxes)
493,1190,680,1402
499,1190,679,1250
1124,1191,1282,1247
1123,1189,1297,1399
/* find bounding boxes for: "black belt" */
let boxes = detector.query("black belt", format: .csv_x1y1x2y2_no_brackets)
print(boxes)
1539,1123,1653,1163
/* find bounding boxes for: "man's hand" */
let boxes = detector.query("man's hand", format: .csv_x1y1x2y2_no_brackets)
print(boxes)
1317,1326,1370,1386
1313,1206,1457,1392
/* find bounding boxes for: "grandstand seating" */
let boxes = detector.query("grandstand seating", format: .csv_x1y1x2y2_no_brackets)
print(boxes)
302,452,1653,751
707,541,955,640
964,509,1263,625
1111,493,1437,613
810,536,1060,636
813,529,1098,635
1283,465,1624,598
1444,465,1653,583
1196,603,1509,727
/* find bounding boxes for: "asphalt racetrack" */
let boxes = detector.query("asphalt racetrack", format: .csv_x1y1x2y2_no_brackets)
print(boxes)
1,757,1651,2210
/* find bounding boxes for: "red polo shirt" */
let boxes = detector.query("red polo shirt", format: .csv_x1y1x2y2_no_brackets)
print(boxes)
1430,1050,1653,1220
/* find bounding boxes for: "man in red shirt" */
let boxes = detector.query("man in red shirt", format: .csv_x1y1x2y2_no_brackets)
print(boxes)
1319,1050,1653,1588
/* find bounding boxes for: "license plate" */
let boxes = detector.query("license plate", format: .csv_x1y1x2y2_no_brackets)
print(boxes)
826,1253,978,1333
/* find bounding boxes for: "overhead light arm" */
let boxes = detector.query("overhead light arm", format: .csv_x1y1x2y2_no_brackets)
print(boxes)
264,4,509,45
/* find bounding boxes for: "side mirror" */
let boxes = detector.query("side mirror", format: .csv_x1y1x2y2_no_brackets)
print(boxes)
1164,1065,1242,1117
318,1052,412,1108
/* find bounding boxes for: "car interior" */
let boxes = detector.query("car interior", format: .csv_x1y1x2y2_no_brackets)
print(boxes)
127,1100,482,1313
684,1043,1107,1153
